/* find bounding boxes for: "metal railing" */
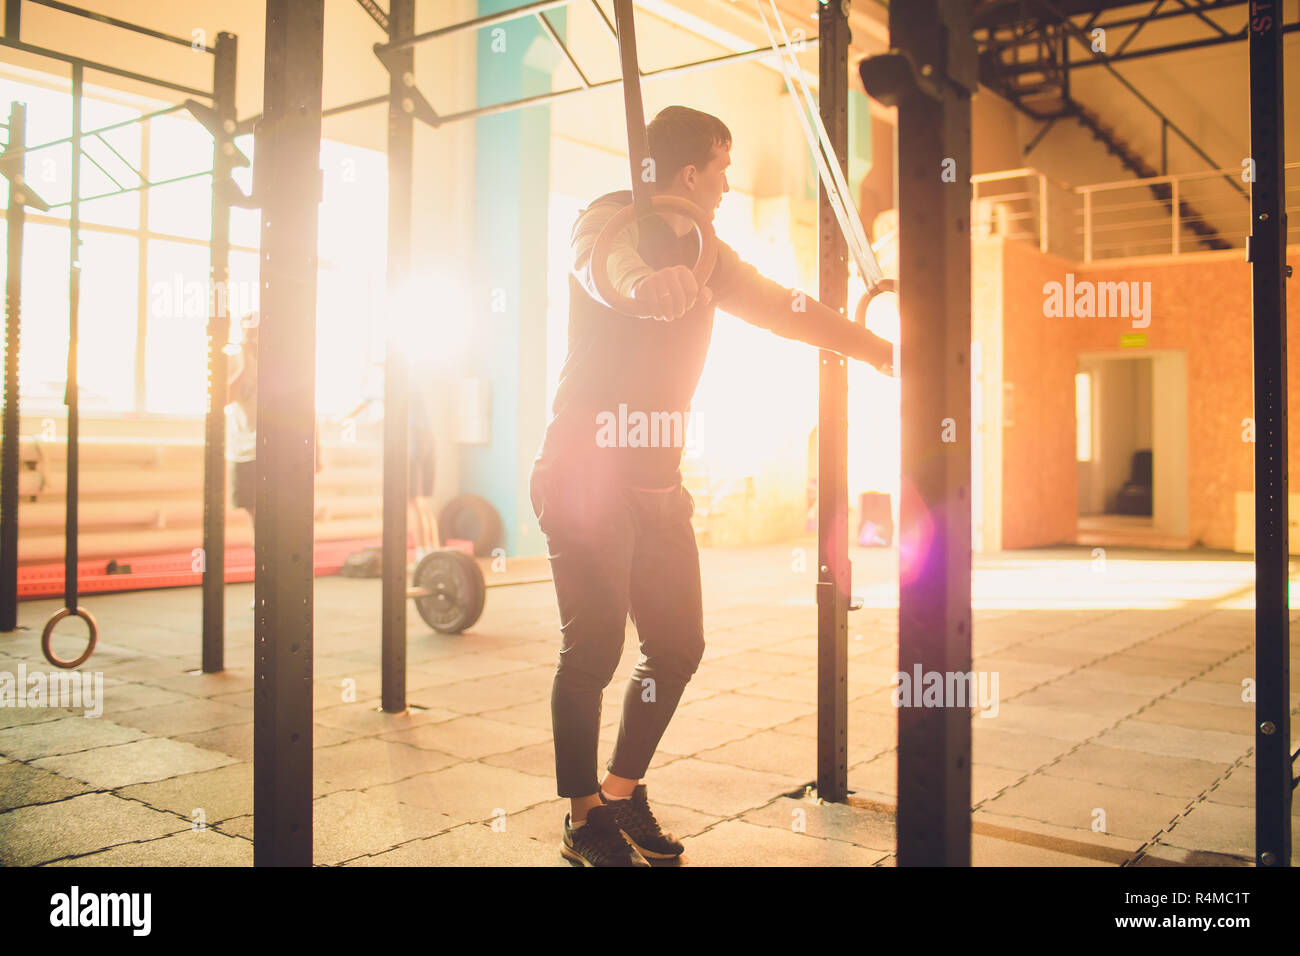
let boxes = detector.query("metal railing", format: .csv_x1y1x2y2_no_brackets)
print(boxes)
1077,163,1300,261
972,168,1049,252
970,167,1080,259
970,163,1300,262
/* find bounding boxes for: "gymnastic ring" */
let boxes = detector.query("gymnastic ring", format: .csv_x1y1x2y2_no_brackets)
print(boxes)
590,195,718,316
41,606,99,669
853,278,896,325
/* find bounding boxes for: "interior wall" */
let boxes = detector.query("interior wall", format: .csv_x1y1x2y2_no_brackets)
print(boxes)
972,238,1004,552
410,3,478,516
465,0,553,559
988,239,1300,552
997,241,1079,549
860,111,895,237
1151,351,1189,537
971,86,1022,174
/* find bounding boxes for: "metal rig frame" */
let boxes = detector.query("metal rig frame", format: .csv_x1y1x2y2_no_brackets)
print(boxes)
0,0,1289,868
0,1,241,667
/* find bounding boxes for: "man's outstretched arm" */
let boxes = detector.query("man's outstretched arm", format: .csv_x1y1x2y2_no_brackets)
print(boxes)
710,238,894,373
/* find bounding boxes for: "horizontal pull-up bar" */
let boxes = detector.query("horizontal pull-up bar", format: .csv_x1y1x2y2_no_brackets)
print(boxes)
435,41,803,125
374,0,571,54
292,39,811,137
1,94,246,206
29,0,212,53
536,10,589,89
40,167,215,209
0,38,213,99
288,39,806,134
15,101,192,157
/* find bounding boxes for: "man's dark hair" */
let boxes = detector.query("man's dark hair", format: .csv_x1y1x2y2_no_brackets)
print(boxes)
646,106,732,191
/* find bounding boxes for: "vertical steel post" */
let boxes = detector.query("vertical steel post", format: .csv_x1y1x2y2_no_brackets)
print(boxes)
253,0,324,867
1083,189,1092,263
135,121,149,412
1037,173,1047,253
1171,177,1180,255
1060,20,1069,102
202,31,238,673
1248,0,1291,869
380,0,414,714
64,62,81,613
815,0,850,804
880,0,976,866
0,102,26,631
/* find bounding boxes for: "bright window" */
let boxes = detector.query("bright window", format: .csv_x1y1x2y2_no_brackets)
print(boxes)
145,238,209,414
76,230,138,411
1076,371,1092,462
0,70,389,420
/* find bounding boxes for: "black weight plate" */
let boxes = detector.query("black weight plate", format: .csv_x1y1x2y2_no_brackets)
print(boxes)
437,494,503,557
412,549,486,634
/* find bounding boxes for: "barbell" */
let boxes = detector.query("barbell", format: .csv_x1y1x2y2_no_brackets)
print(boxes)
406,548,549,635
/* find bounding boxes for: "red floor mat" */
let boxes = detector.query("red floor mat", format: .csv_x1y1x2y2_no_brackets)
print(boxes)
16,538,401,599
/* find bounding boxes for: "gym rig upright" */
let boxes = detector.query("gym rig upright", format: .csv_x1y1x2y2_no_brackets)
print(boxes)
0,0,1289,869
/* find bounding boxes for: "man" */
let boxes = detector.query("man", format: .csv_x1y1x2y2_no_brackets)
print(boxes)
531,106,894,867
225,316,260,526
226,315,324,557
406,384,439,560
339,371,439,563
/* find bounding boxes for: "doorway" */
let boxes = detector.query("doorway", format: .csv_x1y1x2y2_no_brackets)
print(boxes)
1076,352,1189,548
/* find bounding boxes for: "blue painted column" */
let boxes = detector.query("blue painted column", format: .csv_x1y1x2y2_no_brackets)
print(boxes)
468,1,559,557
849,89,872,198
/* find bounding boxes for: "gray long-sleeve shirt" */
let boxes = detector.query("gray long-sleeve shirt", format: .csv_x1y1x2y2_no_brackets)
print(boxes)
534,188,893,488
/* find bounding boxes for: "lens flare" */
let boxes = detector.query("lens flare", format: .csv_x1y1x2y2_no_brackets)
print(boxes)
897,478,936,588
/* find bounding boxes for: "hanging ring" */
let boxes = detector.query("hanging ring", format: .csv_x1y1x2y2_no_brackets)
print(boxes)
590,195,718,316
853,278,896,325
41,606,99,669
854,279,898,375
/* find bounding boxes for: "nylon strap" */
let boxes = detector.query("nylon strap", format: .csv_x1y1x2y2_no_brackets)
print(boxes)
755,0,886,290
612,0,653,222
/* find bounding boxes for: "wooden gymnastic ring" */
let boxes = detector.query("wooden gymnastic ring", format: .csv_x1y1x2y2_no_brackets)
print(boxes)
853,278,896,325
590,195,718,316
853,279,898,375
41,606,99,669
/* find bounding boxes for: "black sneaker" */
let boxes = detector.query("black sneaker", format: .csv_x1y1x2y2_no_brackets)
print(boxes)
561,805,650,867
603,785,684,859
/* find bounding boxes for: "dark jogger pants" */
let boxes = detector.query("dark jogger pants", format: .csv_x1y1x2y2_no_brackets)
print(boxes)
530,462,705,799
